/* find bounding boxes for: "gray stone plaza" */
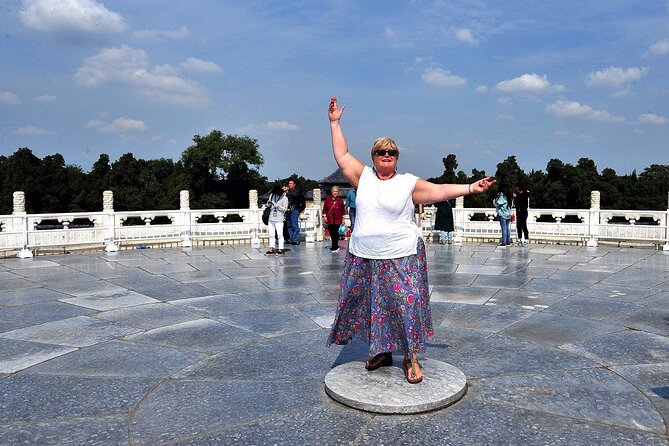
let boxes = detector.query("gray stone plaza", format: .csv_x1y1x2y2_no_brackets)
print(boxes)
1,241,668,445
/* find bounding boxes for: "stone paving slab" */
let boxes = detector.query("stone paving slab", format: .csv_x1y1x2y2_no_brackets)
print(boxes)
475,367,665,434
0,315,141,348
0,300,93,324
0,338,77,373
60,290,160,311
25,339,207,378
499,311,625,345
125,318,260,354
561,330,669,366
0,374,158,424
0,415,128,446
95,302,202,330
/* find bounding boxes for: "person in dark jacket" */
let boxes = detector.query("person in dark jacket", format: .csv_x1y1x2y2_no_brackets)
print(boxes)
514,184,530,245
433,200,454,244
323,186,346,252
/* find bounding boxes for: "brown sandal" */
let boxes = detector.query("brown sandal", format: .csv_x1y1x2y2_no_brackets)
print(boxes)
403,355,423,384
365,352,393,371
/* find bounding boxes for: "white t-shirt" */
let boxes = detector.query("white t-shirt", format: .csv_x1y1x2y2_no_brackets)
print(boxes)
348,166,422,259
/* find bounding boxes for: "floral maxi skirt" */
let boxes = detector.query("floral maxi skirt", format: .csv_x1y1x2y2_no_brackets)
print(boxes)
326,239,433,356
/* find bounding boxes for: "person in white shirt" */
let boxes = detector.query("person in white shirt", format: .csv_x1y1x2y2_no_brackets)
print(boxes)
325,97,494,384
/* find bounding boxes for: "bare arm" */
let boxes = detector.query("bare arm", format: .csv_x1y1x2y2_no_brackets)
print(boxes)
329,97,364,187
412,177,496,205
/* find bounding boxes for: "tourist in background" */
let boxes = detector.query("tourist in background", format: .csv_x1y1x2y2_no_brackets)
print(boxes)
323,186,346,253
325,96,494,384
286,179,304,245
493,186,513,247
345,188,356,232
434,200,454,244
514,184,530,245
266,184,288,255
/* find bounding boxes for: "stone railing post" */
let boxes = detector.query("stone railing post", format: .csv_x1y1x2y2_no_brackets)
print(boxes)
586,190,600,247
103,190,118,252
313,188,323,242
453,196,464,245
180,190,192,249
13,191,33,258
664,191,669,251
249,189,261,248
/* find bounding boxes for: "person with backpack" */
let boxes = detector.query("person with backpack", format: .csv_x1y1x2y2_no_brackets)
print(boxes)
286,179,305,245
493,186,513,247
265,184,289,255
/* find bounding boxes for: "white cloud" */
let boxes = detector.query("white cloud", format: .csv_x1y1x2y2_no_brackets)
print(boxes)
422,68,466,87
16,125,50,135
497,97,513,105
34,94,57,102
0,91,22,105
384,27,397,39
180,57,222,74
646,39,669,56
585,66,648,88
99,118,148,133
495,73,564,93
84,119,104,128
75,45,209,107
545,100,624,123
475,85,488,93
19,0,126,36
264,121,301,131
132,26,190,40
638,113,668,125
455,28,477,45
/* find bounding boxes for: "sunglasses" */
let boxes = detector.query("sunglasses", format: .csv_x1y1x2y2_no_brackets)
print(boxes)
374,149,398,157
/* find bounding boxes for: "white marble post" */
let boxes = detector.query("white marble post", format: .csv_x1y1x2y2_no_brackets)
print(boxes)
180,190,192,249
13,191,33,258
103,190,118,252
453,196,464,245
313,188,323,242
249,189,261,247
586,190,600,247
664,192,669,251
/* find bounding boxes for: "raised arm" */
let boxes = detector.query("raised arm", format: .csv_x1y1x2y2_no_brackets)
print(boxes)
412,177,496,205
329,97,364,187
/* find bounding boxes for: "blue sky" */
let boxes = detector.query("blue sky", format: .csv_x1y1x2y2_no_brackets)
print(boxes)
1,0,668,182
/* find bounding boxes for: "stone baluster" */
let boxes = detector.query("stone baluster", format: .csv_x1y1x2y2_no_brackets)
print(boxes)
249,189,260,248
180,190,192,248
587,190,600,247
313,188,323,242
13,191,33,258
103,190,118,252
453,196,464,245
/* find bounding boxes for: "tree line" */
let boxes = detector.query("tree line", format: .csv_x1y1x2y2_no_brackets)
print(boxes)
428,154,668,211
1,130,667,214
0,130,316,215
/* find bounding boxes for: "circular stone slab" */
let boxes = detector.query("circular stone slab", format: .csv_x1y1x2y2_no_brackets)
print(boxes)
324,358,467,414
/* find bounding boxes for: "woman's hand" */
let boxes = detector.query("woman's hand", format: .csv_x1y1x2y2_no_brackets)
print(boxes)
470,177,496,193
328,97,345,122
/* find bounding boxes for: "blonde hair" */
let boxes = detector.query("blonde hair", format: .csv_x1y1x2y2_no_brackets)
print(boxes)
370,137,399,159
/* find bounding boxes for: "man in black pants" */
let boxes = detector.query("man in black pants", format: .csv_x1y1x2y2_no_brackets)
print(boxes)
514,184,530,245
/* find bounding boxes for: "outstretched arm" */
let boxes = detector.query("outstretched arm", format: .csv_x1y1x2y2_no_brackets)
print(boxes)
412,177,496,205
329,97,364,187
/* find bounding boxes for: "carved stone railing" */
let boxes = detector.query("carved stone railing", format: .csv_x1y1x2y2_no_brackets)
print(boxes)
2,190,668,257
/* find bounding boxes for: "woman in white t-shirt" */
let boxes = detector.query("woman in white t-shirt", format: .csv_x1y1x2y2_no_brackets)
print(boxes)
325,97,494,384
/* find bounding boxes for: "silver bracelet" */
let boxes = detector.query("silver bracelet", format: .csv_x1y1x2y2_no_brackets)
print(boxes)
467,183,472,194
